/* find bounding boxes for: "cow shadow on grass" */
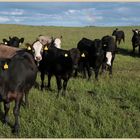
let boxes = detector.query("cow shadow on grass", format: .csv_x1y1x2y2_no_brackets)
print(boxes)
117,47,140,58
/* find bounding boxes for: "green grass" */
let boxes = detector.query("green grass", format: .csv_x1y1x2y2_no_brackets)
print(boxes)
0,24,140,138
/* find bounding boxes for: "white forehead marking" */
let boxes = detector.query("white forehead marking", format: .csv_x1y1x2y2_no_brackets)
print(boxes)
135,30,139,33
106,52,112,66
54,38,61,48
33,41,43,51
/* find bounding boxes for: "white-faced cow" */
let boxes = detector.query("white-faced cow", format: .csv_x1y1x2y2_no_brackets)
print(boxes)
131,29,140,55
101,35,117,76
38,35,62,49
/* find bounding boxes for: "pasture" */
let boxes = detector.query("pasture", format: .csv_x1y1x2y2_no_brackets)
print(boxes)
0,24,140,138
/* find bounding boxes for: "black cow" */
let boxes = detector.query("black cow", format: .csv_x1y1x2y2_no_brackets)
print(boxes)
39,42,80,97
26,39,80,97
131,29,140,55
101,35,116,76
0,51,37,134
76,38,104,80
3,36,24,47
112,28,125,45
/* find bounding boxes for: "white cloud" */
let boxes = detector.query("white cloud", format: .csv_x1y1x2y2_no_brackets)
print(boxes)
11,9,25,15
68,9,76,14
121,17,140,21
0,16,10,22
63,8,103,24
0,9,25,16
116,7,130,12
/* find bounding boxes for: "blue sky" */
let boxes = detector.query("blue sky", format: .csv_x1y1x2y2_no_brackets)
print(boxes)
0,2,140,27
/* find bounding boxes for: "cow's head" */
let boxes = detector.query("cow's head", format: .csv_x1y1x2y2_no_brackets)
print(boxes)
132,29,140,45
132,29,140,35
102,36,109,51
25,40,51,62
93,39,103,56
69,48,81,70
38,35,53,46
3,36,24,47
112,28,118,36
54,36,62,49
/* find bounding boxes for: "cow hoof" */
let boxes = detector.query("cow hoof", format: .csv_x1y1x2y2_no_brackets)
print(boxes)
95,78,98,81
3,120,8,125
12,126,19,135
41,88,44,91
62,92,66,97
109,74,113,78
3,117,9,125
21,101,26,106
45,86,53,91
56,95,59,98
21,100,29,108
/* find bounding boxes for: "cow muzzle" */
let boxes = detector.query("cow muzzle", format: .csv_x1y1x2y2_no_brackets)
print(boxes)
35,56,42,62
73,64,78,70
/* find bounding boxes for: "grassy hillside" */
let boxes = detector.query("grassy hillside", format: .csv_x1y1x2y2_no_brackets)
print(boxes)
0,24,139,138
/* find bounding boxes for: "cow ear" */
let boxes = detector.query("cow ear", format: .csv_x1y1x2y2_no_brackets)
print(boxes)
132,29,135,32
3,39,8,44
25,43,32,50
20,38,24,43
51,37,55,43
25,43,32,47
38,34,42,37
9,36,11,40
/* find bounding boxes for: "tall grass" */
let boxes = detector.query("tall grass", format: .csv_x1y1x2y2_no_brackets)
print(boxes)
0,24,139,138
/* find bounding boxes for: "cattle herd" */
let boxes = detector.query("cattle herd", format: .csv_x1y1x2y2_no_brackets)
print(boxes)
0,28,139,135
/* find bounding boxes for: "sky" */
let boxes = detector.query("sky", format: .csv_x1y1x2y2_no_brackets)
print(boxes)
0,2,140,27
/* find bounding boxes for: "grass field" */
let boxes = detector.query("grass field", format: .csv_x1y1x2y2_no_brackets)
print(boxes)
0,24,140,138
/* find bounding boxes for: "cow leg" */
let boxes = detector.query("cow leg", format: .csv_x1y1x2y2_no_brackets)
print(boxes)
41,71,45,91
24,92,29,107
21,90,29,108
34,81,40,89
62,78,69,96
115,39,117,45
73,68,78,77
101,62,106,74
132,44,136,54
47,73,52,90
86,63,91,80
82,66,87,78
3,101,10,124
109,55,115,76
118,39,121,45
12,93,23,134
56,76,62,97
95,68,99,81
